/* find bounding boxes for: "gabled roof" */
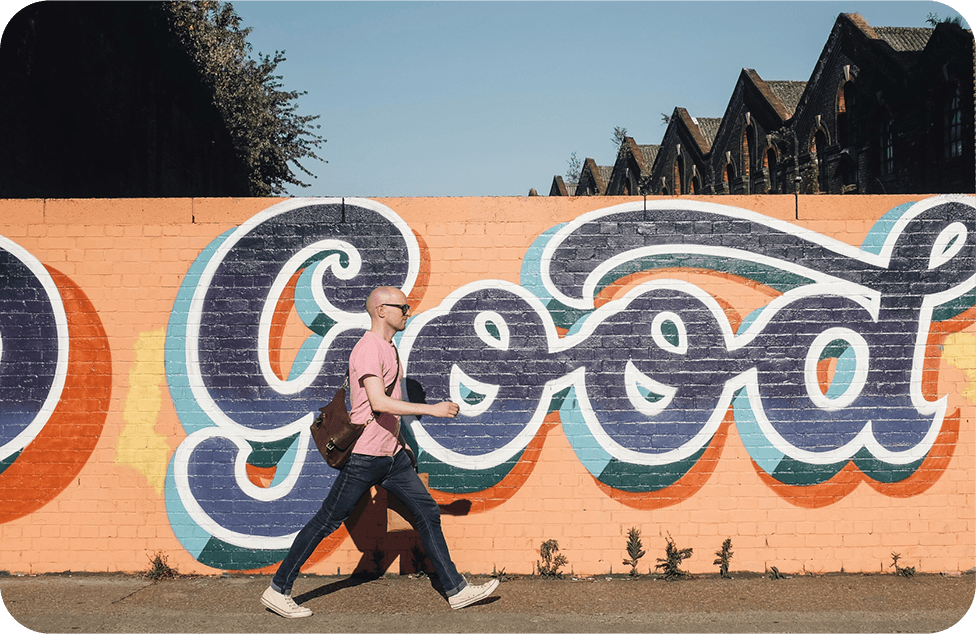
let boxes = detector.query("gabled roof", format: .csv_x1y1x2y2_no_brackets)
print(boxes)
873,26,934,52
639,144,660,168
672,107,722,154
765,80,807,117
696,118,722,148
549,175,576,196
616,137,660,173
577,158,612,194
607,137,661,195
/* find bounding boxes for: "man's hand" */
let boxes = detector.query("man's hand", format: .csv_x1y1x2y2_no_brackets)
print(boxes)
430,401,460,418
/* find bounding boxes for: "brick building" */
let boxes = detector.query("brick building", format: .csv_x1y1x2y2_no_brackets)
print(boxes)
553,13,974,196
574,158,612,195
604,137,659,196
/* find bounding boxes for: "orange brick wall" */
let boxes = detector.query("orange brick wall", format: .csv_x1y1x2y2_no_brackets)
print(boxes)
1,195,973,577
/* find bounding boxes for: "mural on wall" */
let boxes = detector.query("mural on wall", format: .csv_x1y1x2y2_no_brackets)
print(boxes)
162,196,974,570
0,236,112,523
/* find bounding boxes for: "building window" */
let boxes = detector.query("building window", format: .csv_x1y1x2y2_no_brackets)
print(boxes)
814,129,828,193
879,115,894,176
944,82,963,159
765,147,778,193
724,162,735,193
744,126,754,182
675,156,684,194
837,82,856,148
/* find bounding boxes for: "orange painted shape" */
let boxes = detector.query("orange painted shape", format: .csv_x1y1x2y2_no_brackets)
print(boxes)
817,357,838,396
268,270,301,381
0,267,112,523
245,464,277,489
405,230,430,310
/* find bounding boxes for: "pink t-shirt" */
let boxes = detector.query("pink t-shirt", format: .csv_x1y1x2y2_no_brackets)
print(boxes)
349,330,403,457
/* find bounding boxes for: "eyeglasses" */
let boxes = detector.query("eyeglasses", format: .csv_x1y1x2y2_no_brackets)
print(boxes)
381,303,411,316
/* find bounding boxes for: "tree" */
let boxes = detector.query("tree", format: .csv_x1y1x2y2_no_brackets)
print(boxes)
612,126,628,151
565,151,582,183
926,12,965,27
161,1,326,196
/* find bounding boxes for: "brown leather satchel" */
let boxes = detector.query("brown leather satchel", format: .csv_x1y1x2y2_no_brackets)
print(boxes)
310,351,401,470
310,375,360,469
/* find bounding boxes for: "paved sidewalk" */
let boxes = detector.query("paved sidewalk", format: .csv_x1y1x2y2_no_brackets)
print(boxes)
2,572,974,633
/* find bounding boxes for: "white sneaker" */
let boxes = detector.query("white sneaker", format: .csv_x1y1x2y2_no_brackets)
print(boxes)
449,578,499,609
261,586,313,618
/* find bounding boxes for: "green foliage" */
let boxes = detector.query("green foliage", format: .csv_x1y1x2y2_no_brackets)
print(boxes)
565,152,581,184
655,533,693,581
926,12,964,27
767,566,787,580
145,551,179,582
890,552,916,578
612,126,628,151
491,565,510,582
537,539,569,579
162,1,325,196
623,527,646,577
713,538,733,579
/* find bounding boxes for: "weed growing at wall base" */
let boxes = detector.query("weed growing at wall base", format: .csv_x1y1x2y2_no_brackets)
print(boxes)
537,540,569,579
713,538,734,579
655,534,693,581
890,553,917,577
145,552,179,582
623,527,646,577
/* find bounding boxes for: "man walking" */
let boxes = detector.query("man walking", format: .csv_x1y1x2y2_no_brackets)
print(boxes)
261,286,499,617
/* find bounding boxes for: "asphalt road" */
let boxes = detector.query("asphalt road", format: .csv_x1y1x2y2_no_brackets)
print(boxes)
2,571,974,633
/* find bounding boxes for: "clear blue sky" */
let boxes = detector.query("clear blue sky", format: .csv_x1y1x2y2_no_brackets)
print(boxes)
2,1,971,197
226,1,972,197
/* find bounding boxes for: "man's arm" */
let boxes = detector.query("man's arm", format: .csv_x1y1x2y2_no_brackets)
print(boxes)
362,375,460,419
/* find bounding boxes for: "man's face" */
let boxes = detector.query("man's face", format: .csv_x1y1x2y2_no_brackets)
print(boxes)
379,293,411,331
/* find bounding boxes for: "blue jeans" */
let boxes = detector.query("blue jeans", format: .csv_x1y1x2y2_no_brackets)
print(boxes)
270,450,466,597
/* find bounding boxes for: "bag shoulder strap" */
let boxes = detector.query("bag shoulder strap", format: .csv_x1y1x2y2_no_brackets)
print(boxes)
388,344,401,396
343,343,398,394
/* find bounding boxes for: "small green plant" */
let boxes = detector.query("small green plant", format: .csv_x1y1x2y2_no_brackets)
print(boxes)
767,566,788,580
623,527,646,577
655,533,693,581
713,538,733,579
890,552,916,577
410,544,428,577
145,551,178,582
491,565,510,582
537,539,569,579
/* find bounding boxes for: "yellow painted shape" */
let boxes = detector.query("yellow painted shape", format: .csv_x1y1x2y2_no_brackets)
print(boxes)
943,331,976,403
116,328,171,494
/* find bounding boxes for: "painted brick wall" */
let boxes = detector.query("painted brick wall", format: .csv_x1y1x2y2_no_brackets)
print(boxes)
1,195,973,578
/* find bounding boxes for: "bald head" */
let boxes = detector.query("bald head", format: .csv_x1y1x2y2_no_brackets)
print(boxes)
366,286,410,338
366,286,405,318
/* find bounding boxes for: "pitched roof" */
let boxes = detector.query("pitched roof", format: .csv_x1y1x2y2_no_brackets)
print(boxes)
578,158,611,194
873,26,934,51
693,117,723,150
639,145,660,169
549,175,576,196
765,80,807,117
